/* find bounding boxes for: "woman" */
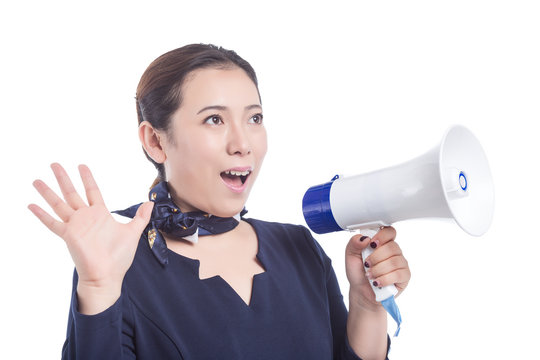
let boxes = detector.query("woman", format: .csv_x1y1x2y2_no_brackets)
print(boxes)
29,44,410,359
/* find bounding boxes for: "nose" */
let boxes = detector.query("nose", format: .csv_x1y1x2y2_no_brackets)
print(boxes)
226,122,251,156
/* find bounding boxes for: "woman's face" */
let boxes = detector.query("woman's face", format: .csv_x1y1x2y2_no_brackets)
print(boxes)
161,67,267,217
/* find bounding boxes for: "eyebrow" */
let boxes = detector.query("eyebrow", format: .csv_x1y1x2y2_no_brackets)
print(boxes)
197,104,262,114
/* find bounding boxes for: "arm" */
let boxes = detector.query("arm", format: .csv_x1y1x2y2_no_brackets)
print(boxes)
345,227,410,360
62,271,136,360
346,298,388,360
28,164,152,358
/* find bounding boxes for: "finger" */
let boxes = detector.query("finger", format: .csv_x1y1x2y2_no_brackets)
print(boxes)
364,241,403,268
51,163,87,210
128,201,154,235
370,267,411,289
32,179,74,221
346,233,373,256
368,226,396,249
28,203,66,238
367,254,409,281
78,164,105,206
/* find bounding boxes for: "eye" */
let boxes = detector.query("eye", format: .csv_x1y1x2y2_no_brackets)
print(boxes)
204,115,223,125
249,113,263,125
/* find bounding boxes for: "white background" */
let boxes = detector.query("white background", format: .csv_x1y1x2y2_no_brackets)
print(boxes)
1,1,539,358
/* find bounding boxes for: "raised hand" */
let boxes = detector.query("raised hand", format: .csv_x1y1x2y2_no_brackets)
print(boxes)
28,163,154,314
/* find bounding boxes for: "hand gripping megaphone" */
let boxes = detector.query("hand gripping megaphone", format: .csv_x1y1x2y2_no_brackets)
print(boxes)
302,125,495,335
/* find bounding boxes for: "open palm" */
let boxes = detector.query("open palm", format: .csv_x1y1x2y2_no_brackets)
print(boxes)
28,164,153,303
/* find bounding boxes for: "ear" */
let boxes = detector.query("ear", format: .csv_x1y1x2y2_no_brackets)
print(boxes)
139,121,167,163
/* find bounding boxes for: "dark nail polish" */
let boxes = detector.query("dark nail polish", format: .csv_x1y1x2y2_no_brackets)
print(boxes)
370,241,377,249
364,261,370,268
373,281,379,287
360,236,369,242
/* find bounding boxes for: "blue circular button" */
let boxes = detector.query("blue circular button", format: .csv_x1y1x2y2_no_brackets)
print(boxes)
459,171,467,191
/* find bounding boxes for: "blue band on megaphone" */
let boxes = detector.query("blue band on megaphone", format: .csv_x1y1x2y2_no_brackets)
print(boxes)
302,179,342,234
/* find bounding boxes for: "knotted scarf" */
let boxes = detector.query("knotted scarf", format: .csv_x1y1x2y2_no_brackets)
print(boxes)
113,181,246,266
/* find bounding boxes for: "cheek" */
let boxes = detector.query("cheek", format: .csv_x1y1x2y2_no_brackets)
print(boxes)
255,131,268,160
175,137,221,179
173,131,219,161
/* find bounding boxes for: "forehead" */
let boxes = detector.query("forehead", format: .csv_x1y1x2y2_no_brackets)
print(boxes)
179,67,261,111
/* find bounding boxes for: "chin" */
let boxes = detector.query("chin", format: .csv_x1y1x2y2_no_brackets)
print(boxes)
207,190,251,218
201,197,244,218
210,206,245,218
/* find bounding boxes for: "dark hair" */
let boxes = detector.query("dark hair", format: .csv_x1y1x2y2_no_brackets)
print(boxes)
136,44,260,187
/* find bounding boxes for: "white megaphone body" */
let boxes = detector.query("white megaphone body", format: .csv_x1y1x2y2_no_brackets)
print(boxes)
302,125,494,335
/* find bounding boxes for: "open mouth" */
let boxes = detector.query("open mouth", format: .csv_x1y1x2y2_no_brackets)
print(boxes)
220,169,252,188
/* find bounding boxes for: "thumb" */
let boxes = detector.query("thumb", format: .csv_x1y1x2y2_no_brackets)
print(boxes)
346,233,373,257
128,201,154,234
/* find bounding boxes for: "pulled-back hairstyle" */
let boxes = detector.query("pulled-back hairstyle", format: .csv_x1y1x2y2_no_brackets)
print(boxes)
136,44,260,186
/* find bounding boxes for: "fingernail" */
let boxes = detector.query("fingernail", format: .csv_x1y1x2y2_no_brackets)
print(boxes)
373,280,379,287
365,271,372,279
370,240,378,249
360,236,369,242
364,260,370,268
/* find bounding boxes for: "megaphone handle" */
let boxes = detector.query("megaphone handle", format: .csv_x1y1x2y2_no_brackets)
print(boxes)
361,228,398,302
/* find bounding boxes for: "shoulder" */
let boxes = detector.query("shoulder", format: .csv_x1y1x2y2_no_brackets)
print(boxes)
243,218,314,248
243,218,327,267
244,217,308,236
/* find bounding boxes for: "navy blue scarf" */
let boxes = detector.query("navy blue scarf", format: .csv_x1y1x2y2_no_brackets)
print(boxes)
113,181,246,266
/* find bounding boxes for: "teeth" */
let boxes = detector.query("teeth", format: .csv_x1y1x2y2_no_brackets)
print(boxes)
225,170,251,176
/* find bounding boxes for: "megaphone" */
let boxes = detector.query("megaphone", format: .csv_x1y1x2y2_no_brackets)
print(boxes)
302,125,495,335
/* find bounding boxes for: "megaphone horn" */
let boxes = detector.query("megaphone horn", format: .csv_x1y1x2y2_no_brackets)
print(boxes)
302,125,495,237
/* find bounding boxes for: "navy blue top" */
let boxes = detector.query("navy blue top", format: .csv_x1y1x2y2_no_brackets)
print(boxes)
61,218,389,359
